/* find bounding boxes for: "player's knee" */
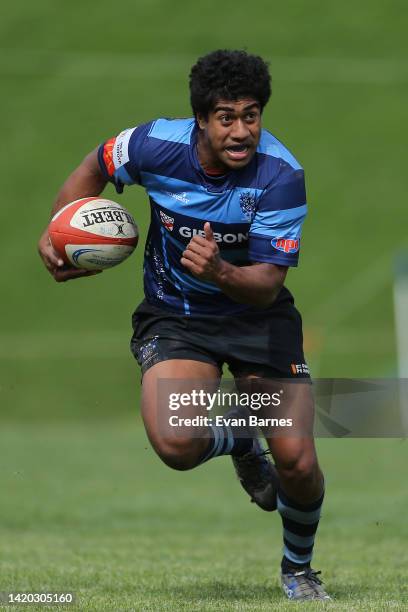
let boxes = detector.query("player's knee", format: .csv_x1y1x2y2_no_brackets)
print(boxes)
152,435,199,471
276,453,319,485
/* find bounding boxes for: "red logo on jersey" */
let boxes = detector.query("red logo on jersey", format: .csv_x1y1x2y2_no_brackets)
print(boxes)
103,137,116,177
160,210,174,231
272,238,299,254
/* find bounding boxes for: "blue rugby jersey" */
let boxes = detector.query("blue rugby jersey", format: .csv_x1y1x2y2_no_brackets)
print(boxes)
98,118,307,315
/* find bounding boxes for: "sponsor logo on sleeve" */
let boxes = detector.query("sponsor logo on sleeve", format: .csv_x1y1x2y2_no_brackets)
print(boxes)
112,127,135,169
271,237,299,254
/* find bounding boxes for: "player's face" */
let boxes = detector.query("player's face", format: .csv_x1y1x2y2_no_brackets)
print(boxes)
196,98,262,172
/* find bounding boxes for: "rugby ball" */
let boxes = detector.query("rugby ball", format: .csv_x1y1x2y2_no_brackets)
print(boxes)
49,197,138,270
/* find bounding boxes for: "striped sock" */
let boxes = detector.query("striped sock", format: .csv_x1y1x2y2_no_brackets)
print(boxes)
199,423,253,464
277,488,324,569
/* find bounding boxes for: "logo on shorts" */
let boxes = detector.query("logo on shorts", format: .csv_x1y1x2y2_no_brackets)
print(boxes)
160,210,174,231
239,191,256,219
291,363,310,375
272,238,299,254
139,337,159,366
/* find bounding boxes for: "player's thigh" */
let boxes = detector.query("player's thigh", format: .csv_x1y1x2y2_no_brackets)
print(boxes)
235,375,317,469
142,359,220,450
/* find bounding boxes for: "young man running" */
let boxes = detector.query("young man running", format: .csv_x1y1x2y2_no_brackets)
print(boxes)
38,49,330,601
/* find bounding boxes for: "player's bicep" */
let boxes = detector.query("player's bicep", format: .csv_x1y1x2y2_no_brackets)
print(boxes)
98,121,153,193
249,168,307,267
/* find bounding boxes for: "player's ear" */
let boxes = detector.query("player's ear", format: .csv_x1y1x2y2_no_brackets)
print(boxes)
196,113,207,130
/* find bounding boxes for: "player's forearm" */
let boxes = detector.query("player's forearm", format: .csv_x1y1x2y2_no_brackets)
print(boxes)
214,261,286,308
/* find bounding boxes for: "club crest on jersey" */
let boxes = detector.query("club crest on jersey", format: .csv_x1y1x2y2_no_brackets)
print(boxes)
239,191,256,219
160,210,174,231
272,238,299,254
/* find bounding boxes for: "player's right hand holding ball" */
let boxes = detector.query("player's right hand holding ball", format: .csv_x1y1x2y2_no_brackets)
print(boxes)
37,229,101,283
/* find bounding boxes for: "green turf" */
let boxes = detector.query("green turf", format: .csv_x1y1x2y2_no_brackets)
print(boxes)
1,0,408,608
0,421,407,611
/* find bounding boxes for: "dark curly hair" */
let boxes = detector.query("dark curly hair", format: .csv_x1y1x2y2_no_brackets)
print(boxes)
189,49,271,120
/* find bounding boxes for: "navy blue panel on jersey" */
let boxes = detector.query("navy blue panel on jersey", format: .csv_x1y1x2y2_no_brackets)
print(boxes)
256,164,306,211
98,117,308,315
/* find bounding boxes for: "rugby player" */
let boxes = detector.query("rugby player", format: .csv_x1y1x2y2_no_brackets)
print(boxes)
38,50,330,601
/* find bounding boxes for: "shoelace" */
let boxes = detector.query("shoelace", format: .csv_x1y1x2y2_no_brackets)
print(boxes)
304,569,323,585
234,449,272,486
256,448,272,457
235,448,271,466
292,568,323,586
236,448,271,462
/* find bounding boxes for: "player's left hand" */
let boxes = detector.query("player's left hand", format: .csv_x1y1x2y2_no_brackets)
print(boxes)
181,222,224,282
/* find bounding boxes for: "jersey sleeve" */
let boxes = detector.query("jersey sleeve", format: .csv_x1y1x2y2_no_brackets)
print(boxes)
248,164,307,267
97,121,154,193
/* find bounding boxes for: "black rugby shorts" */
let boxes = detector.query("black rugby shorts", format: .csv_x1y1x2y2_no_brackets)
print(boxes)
130,296,310,379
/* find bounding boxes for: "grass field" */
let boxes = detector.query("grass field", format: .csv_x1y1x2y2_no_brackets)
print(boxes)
1,0,408,609
1,421,407,611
